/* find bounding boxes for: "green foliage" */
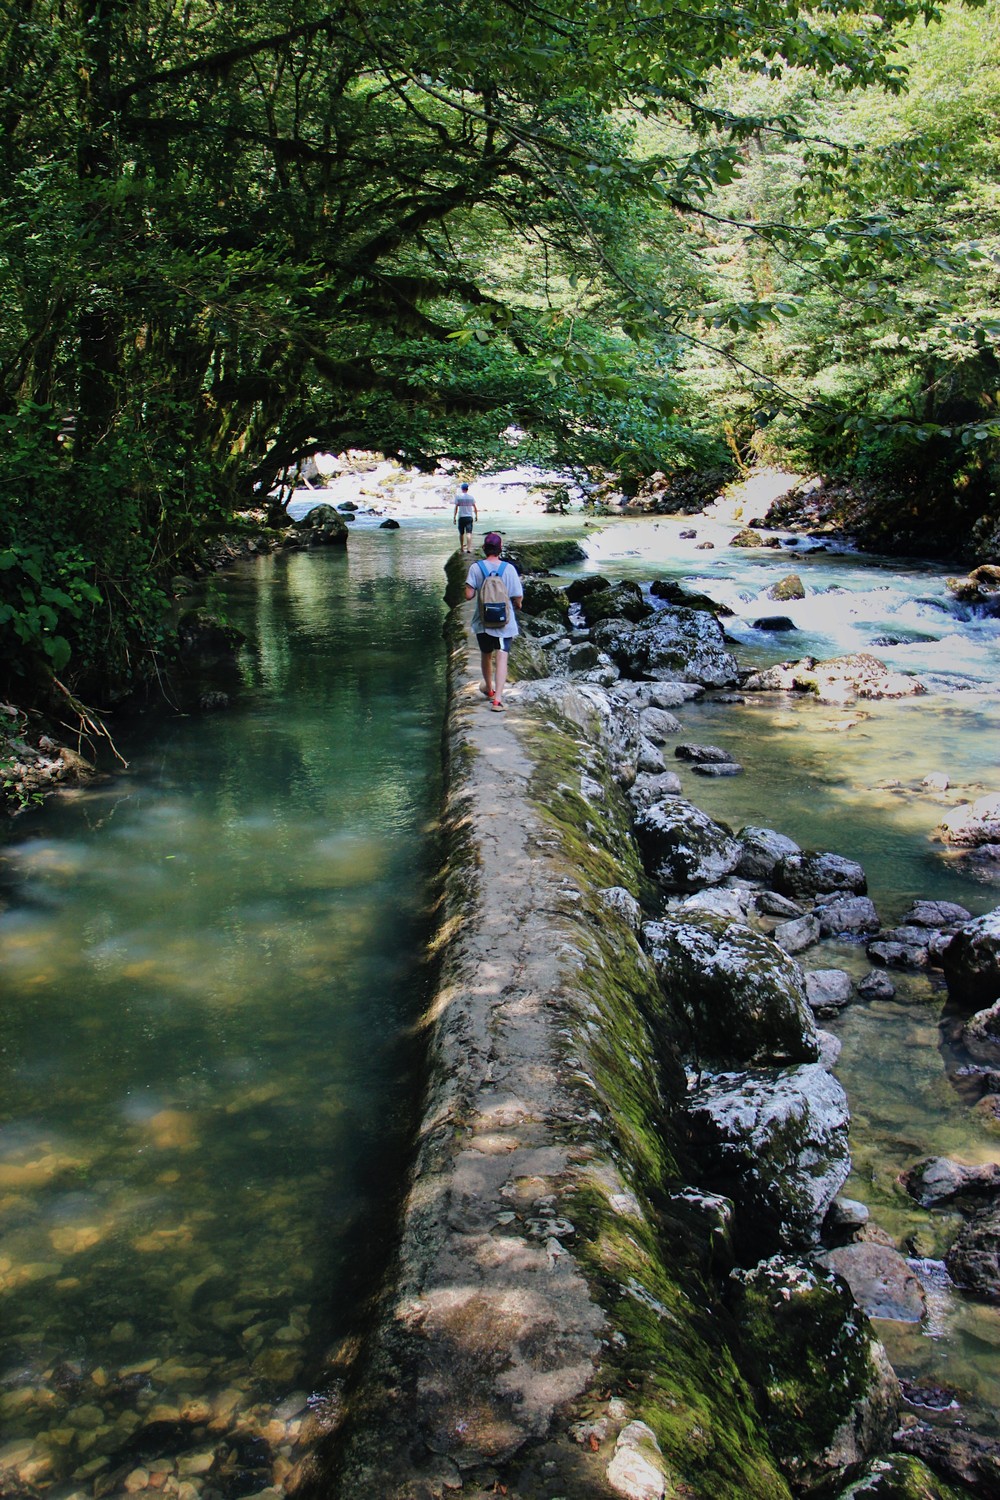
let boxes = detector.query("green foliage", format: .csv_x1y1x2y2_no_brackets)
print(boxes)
0,541,101,681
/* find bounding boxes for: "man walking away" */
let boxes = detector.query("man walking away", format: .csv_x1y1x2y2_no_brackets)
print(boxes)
465,532,523,712
453,482,478,553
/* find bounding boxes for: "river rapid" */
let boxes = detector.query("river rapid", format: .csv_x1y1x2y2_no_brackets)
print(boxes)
0,467,999,1495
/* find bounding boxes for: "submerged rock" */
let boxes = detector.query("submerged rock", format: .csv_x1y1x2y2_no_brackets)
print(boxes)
903,1156,1000,1209
643,914,819,1067
675,743,735,764
730,1256,898,1492
633,798,741,891
945,1201,1000,1298
686,1064,850,1255
819,1243,926,1323
962,1000,1000,1064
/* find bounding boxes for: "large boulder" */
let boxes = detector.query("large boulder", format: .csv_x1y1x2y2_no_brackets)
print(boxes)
564,573,611,602
774,851,868,899
686,1063,851,1255
649,579,732,615
578,581,652,627
292,504,349,545
941,907,1000,1008
944,1201,1000,1299
593,608,740,688
520,578,570,619
633,799,741,891
643,915,819,1066
836,1452,967,1497
730,1257,899,1493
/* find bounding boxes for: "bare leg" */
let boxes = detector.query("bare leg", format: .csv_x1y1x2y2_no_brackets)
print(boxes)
493,650,509,704
480,648,495,698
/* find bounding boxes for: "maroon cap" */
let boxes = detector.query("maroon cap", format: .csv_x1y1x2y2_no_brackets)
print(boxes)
484,532,503,550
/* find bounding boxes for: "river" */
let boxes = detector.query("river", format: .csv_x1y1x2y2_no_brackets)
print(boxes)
1,475,999,1494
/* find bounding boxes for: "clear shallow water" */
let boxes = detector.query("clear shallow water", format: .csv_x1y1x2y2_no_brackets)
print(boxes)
2,491,999,1477
577,514,1000,1422
0,531,449,1493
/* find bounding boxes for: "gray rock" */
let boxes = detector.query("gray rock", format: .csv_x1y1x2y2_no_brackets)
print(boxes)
901,900,972,928
816,1030,843,1070
963,999,1000,1064
941,907,1000,1008
774,914,821,954
755,890,805,920
805,970,854,1015
671,887,755,922
597,887,642,933
643,914,818,1067
903,1156,1000,1208
636,737,666,774
945,1201,1000,1298
692,761,744,777
815,895,880,938
686,1064,851,1254
593,608,740,688
633,799,741,892
826,1197,870,1235
730,1257,898,1493
893,1424,1000,1499
675,743,736,763
566,640,602,672
857,971,896,1000
637,706,682,743
628,770,683,808
611,680,698,709
579,581,652,627
775,850,868,899
819,1243,926,1322
866,926,931,968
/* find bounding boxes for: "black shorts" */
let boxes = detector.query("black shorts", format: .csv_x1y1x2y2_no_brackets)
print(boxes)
476,631,511,653
458,516,474,534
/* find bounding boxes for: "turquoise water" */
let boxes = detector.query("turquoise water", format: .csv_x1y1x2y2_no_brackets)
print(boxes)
0,531,449,1492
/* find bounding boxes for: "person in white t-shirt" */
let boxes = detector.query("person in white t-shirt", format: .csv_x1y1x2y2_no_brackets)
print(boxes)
452,481,478,553
465,532,522,711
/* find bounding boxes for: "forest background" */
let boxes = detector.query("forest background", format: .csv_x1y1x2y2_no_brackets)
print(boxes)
1,0,998,710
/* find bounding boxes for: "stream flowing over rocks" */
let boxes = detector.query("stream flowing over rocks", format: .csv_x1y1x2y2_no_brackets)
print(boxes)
317,542,1000,1500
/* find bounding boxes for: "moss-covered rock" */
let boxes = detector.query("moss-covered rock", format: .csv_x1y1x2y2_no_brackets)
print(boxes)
580,580,653,627
834,1453,965,1498
502,538,587,573
633,799,741,892
520,576,571,618
687,1066,851,1255
730,1257,899,1493
643,914,819,1067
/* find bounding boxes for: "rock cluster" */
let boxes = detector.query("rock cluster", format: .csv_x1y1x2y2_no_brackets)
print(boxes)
505,554,1000,1496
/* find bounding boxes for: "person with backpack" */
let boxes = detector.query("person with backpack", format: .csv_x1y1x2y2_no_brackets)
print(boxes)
465,532,523,712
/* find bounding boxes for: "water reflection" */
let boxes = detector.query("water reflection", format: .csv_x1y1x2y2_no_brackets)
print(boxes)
0,530,449,1496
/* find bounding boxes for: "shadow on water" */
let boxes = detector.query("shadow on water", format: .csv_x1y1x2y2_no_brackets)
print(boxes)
0,529,452,1497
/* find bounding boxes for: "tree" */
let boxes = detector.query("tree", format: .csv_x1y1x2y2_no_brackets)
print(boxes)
0,0,958,696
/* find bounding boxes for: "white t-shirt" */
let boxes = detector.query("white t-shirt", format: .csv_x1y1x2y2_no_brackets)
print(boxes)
454,489,477,517
467,558,523,639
